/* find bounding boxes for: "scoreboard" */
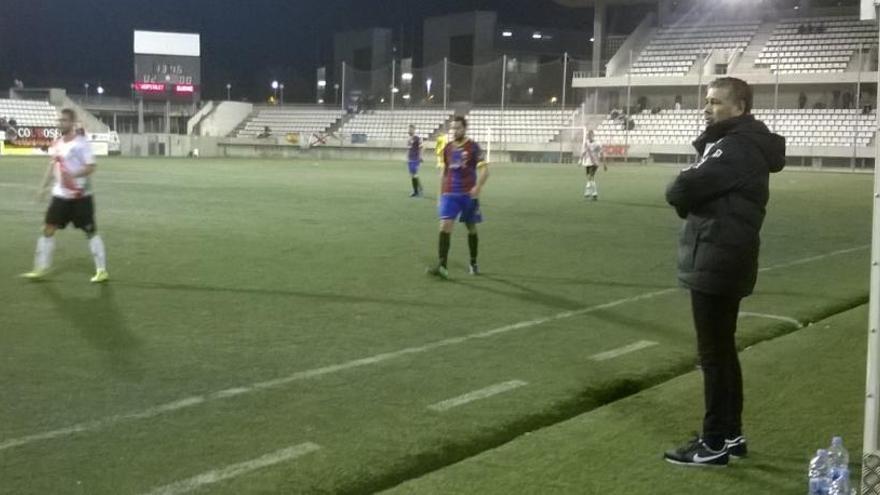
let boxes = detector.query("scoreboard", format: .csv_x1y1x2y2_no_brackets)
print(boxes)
133,31,201,101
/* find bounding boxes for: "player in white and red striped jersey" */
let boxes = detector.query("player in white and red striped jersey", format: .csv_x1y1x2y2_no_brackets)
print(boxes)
22,108,109,283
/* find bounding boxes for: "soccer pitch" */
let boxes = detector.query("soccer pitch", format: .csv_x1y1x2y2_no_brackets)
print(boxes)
0,157,872,494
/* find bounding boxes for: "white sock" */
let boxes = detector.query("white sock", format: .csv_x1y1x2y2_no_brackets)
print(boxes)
591,181,598,196
89,235,107,272
35,235,55,270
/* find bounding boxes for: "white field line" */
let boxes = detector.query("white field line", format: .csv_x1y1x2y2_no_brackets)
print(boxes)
140,442,321,495
739,311,803,328
0,245,867,452
589,340,659,361
428,381,528,412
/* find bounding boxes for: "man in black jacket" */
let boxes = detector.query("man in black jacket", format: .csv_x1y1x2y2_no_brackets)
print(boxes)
663,77,785,467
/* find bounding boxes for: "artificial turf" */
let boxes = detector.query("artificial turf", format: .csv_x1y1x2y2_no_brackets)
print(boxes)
0,157,871,494
385,304,869,495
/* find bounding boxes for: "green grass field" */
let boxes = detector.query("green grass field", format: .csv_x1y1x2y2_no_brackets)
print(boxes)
0,157,872,494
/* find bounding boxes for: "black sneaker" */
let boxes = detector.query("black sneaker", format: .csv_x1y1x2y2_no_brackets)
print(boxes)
726,436,748,459
664,436,729,467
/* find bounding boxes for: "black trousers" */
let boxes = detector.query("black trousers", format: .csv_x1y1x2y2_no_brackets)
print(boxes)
691,290,743,443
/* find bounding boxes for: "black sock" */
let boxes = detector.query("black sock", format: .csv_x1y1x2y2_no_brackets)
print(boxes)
439,232,451,268
468,233,478,265
411,177,419,193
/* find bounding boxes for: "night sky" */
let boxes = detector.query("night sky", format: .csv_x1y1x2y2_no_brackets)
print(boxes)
0,0,608,102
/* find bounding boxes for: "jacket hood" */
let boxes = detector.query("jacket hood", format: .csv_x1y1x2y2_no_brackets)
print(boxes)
695,114,786,173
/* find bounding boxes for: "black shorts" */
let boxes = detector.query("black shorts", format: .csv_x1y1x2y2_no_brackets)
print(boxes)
45,196,96,232
585,165,599,175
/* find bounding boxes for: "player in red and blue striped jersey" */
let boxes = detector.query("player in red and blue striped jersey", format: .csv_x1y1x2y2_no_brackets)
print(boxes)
427,116,490,279
406,124,423,197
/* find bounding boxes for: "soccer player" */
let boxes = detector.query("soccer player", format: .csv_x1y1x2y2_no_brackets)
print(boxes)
580,130,604,200
434,124,448,170
23,108,109,283
406,124,423,197
428,116,489,279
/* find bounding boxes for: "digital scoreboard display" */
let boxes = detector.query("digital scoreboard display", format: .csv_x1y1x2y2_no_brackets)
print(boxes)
133,31,201,101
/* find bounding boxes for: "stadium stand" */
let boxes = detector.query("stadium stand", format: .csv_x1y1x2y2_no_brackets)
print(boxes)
594,108,875,147
631,21,760,76
0,99,58,127
339,109,452,142
756,15,877,73
467,109,578,144
236,106,344,138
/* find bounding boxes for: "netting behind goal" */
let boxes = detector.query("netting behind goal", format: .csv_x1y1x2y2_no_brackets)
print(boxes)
482,126,588,163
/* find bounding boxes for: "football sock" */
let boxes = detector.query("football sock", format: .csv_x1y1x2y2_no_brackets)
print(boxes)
35,235,55,270
89,235,107,271
468,233,478,265
439,232,451,268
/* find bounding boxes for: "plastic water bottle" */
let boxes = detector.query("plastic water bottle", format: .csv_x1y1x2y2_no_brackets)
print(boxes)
828,437,850,478
809,449,832,495
828,468,851,495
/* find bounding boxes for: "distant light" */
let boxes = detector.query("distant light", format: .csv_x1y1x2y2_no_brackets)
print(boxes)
318,80,327,88
590,37,595,42
392,87,400,94
165,75,171,82
550,96,558,104
226,83,232,89
380,98,385,103
502,31,513,37
532,32,542,39
280,83,285,89
402,94,411,100
96,86,105,95
426,78,433,93
318,98,324,104
401,72,413,82
271,80,279,89
528,87,534,96
793,5,799,9
333,83,340,90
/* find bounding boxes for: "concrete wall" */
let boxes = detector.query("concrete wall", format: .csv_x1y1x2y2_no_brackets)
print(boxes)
197,101,253,137
119,133,222,157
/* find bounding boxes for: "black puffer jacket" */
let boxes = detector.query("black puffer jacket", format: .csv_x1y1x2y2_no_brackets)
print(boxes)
665,114,786,297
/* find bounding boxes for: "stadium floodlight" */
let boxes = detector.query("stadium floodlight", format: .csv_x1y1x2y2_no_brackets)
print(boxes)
401,72,413,82
318,80,327,88
402,94,411,100
532,32,542,39
550,96,558,104
426,78,432,94
318,98,324,104
502,30,513,37
96,86,104,95
392,87,400,94
271,80,279,90
226,83,232,100
590,37,595,42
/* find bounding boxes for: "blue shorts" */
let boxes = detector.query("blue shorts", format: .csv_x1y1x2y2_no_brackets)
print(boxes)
408,160,421,175
439,194,483,224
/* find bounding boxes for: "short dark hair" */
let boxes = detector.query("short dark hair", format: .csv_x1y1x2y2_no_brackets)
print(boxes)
708,77,752,114
60,108,77,121
452,116,468,128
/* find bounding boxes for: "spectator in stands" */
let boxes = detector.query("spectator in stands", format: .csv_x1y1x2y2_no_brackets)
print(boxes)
798,92,807,110
257,126,272,138
843,92,853,110
664,77,786,468
674,95,683,111
797,24,805,34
